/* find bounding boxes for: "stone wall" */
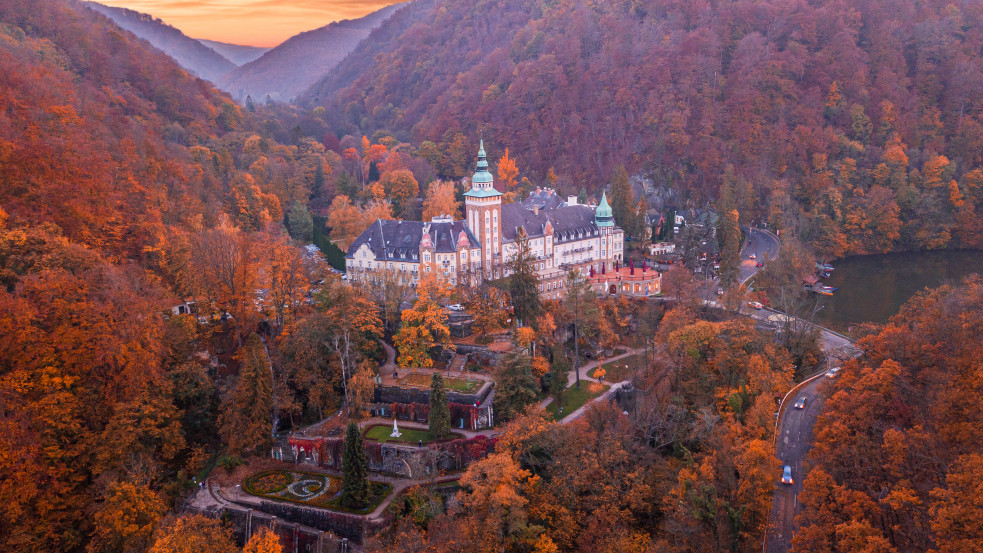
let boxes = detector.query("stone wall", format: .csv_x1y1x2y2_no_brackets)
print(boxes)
305,434,497,477
374,380,494,407
186,504,364,550
370,400,494,430
453,343,500,367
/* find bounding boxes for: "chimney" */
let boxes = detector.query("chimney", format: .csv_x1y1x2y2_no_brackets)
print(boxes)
568,195,577,206
533,205,539,215
536,186,541,195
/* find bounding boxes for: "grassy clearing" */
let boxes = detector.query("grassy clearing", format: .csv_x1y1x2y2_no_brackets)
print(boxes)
399,372,479,392
545,381,609,420
363,424,463,444
588,354,639,382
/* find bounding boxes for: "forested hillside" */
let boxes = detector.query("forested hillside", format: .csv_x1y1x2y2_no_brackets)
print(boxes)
0,1,343,550
197,39,269,66
306,0,983,257
217,2,405,103
85,2,236,81
794,277,983,553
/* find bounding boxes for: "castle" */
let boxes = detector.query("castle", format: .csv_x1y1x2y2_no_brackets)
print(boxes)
345,141,642,299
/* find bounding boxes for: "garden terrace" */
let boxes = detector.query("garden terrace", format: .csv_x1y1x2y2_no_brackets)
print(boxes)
375,369,494,407
243,469,391,514
399,372,479,392
363,423,465,445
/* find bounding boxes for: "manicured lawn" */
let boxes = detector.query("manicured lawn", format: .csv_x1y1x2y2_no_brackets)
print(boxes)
545,381,609,420
363,424,463,444
588,354,639,382
242,469,392,513
399,372,479,392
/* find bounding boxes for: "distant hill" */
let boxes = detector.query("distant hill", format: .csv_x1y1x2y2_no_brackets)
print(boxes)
197,39,270,66
304,0,983,258
217,2,406,103
84,2,235,82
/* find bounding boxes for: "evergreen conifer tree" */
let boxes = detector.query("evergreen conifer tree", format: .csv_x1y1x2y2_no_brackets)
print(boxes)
508,232,541,326
340,421,370,508
719,209,742,287
218,333,273,456
492,349,540,422
549,351,570,407
429,373,450,438
610,165,633,229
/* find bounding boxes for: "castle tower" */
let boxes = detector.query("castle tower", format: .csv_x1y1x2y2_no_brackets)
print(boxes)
595,192,615,272
464,140,502,278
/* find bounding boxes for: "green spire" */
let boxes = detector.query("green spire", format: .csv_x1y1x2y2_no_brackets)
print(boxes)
595,192,614,227
466,139,499,196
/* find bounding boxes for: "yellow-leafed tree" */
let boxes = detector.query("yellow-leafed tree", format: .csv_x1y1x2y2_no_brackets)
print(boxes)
394,271,451,368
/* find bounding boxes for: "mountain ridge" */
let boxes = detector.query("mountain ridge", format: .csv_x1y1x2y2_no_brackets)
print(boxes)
197,38,270,66
217,2,407,103
84,1,235,81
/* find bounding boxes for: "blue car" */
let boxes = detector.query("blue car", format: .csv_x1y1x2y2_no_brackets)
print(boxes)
781,465,793,485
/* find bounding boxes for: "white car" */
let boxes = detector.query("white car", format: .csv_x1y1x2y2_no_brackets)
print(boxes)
749,253,757,259
448,304,464,311
747,301,764,310
825,367,842,378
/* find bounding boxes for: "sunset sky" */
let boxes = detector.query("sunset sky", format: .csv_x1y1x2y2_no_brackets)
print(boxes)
97,0,403,47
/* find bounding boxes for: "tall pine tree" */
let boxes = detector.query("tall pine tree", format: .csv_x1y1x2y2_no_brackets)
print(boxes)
218,333,273,456
429,373,450,438
610,165,633,230
549,350,570,407
719,208,742,288
340,421,370,508
492,349,540,422
507,231,541,326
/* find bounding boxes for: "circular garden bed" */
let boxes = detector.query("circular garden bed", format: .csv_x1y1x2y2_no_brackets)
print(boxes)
243,470,391,514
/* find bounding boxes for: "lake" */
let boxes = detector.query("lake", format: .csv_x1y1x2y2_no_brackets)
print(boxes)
813,250,983,327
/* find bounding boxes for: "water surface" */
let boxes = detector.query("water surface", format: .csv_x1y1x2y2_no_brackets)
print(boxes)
813,250,983,327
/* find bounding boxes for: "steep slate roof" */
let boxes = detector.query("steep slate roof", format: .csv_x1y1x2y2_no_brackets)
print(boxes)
500,203,601,243
520,188,567,210
431,220,481,251
345,219,479,260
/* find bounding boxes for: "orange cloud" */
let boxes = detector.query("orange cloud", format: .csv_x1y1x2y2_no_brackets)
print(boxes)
95,0,403,47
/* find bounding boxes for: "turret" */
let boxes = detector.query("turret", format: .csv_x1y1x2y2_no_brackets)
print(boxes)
595,192,614,227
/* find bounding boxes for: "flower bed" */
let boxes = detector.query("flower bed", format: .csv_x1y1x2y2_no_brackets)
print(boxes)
243,470,391,513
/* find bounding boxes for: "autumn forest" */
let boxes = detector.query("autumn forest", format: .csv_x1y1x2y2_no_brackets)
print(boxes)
1,0,982,553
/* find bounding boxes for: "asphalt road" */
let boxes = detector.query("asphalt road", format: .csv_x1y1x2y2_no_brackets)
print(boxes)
763,328,858,553
765,374,825,553
701,227,781,300
742,228,781,284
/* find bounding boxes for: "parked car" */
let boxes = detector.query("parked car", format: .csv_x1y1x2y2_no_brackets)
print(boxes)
793,396,807,409
448,304,464,311
825,367,842,378
717,288,725,296
781,465,794,485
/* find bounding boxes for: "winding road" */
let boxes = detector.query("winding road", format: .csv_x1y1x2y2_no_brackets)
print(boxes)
735,228,859,553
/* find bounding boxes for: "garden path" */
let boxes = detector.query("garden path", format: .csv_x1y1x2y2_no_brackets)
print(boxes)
537,347,643,410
